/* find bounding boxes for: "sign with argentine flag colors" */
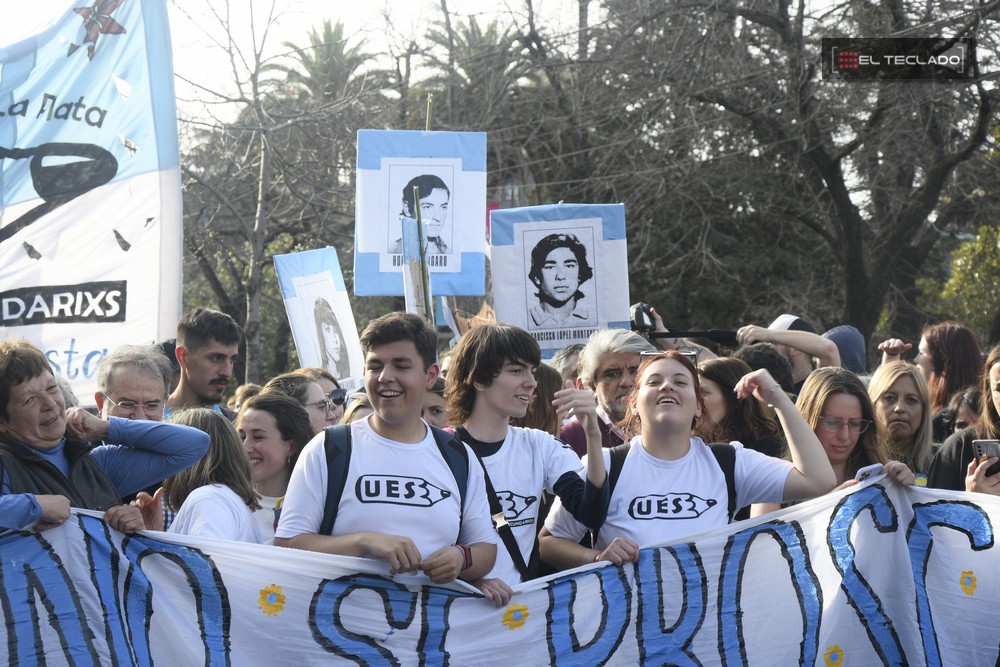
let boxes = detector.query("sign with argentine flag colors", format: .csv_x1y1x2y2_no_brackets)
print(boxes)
491,203,630,358
273,247,363,391
354,129,487,296
2,480,997,665
0,0,182,404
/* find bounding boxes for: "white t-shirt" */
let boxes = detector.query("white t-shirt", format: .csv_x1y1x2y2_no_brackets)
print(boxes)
275,418,497,559
545,436,792,550
470,426,583,583
168,484,263,544
254,494,282,545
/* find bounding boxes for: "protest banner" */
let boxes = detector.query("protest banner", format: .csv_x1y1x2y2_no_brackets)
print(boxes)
273,247,363,391
2,480,997,665
0,0,182,404
354,130,487,296
491,204,630,358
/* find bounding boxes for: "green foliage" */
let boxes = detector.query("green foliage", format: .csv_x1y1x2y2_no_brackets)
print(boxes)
922,226,1000,341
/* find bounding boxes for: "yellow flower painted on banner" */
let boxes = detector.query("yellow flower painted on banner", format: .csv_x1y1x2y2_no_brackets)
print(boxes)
823,645,844,666
960,570,977,596
914,474,928,487
502,603,529,630
259,583,286,616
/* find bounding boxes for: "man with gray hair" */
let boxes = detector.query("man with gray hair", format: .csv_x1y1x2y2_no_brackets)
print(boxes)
94,345,174,422
559,329,656,457
95,345,181,525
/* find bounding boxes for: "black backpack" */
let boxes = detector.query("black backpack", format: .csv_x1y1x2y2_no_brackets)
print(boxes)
318,424,470,536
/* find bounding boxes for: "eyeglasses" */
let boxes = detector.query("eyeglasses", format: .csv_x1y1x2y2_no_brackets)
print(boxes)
820,417,872,435
305,399,333,415
328,389,346,406
104,396,164,415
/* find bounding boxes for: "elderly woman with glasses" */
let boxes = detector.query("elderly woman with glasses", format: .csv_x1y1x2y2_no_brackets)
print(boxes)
0,339,209,532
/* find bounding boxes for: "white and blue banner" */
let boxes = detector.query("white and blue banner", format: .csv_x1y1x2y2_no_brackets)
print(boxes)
3,481,997,665
273,247,362,390
491,204,630,358
0,0,182,404
354,130,487,296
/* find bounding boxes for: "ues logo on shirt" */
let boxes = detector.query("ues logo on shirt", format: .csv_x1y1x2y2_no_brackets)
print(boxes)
628,493,718,520
355,475,452,506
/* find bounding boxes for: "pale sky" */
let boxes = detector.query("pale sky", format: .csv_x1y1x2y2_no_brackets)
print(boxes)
6,0,580,120
167,0,579,117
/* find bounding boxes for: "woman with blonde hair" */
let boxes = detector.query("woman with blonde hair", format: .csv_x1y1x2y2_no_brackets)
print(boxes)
867,361,936,479
137,409,262,543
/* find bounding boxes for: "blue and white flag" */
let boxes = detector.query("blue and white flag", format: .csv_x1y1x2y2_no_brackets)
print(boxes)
491,204,630,358
0,0,182,403
354,129,487,296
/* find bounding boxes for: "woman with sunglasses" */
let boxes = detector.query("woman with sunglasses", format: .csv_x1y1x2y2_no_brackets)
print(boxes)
296,367,347,422
261,372,337,435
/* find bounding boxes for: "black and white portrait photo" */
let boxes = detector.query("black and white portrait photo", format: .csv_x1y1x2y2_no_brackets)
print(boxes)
389,173,452,255
355,130,487,295
314,297,351,380
525,232,598,329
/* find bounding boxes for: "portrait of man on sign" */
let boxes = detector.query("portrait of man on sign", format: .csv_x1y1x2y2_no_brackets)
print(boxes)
526,232,596,329
389,174,452,255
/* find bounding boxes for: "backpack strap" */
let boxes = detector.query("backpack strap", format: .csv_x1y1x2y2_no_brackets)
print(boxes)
455,427,532,580
708,442,738,523
607,443,631,497
320,425,352,536
430,425,469,511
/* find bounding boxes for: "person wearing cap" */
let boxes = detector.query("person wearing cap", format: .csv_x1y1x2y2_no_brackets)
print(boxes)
737,314,840,397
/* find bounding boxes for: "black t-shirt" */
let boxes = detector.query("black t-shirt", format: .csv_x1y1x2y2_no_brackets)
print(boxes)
928,428,975,491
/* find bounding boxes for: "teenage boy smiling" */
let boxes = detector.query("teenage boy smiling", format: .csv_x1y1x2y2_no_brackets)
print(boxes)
275,312,496,585
447,323,608,606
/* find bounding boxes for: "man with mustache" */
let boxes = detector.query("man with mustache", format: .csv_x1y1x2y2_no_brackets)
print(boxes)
165,309,241,421
559,329,656,457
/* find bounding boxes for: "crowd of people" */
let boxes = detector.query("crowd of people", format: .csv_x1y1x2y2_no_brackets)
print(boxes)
1,305,998,602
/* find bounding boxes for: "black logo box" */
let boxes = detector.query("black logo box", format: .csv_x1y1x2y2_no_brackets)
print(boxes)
822,38,977,80
0,281,126,325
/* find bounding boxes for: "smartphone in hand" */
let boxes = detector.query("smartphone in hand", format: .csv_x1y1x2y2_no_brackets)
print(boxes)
972,440,1000,477
854,463,884,482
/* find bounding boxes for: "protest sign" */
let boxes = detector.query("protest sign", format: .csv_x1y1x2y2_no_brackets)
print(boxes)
491,204,630,357
3,481,997,665
274,247,362,390
0,0,182,404
355,130,487,296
